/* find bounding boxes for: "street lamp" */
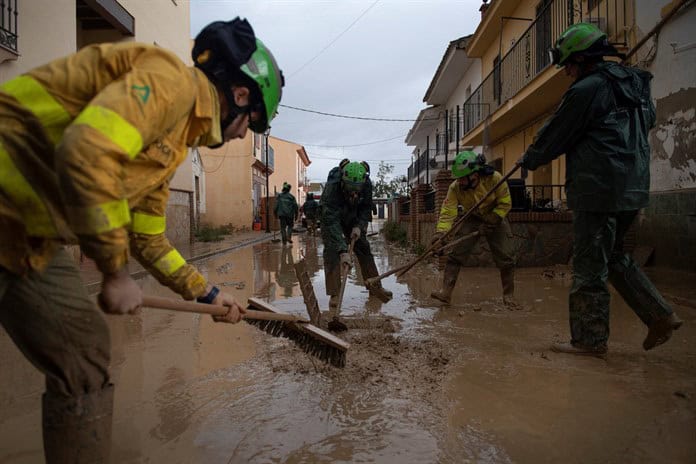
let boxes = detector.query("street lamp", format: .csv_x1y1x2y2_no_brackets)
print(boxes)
265,128,271,233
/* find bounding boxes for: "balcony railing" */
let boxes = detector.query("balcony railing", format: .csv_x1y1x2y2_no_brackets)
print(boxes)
461,0,628,137
0,0,18,54
509,180,568,212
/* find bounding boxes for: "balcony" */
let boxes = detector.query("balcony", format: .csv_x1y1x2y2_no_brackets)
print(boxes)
460,0,629,145
0,0,18,60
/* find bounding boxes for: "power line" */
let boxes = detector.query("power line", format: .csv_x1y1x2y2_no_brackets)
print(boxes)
288,0,381,78
280,103,439,122
302,133,407,148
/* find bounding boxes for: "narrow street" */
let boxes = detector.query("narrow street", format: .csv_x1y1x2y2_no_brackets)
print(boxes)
1,225,695,463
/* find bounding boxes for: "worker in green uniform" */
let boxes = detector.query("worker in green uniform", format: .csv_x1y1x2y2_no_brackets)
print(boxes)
519,23,682,357
302,192,320,236
274,182,298,245
430,151,518,307
321,160,392,306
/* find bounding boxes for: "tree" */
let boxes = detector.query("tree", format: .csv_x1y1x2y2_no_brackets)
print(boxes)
372,161,408,198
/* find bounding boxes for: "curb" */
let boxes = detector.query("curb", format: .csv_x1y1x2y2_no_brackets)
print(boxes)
85,233,275,295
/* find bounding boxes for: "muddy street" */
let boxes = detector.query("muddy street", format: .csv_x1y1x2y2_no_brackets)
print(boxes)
1,229,695,463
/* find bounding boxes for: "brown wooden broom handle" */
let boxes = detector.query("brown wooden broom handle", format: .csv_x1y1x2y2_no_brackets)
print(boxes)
395,163,521,277
142,295,307,322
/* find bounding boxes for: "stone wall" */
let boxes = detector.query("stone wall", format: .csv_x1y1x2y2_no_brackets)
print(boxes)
167,189,193,246
637,189,696,270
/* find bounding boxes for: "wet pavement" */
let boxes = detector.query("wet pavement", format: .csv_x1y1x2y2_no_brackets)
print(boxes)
1,223,695,463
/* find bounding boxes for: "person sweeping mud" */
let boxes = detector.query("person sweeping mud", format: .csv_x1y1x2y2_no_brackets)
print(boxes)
0,17,283,462
274,182,299,245
430,151,518,308
518,23,682,358
321,160,393,308
302,192,320,236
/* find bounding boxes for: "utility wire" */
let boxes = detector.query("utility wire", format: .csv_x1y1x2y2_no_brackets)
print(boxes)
288,0,381,78
280,103,439,122
302,133,407,148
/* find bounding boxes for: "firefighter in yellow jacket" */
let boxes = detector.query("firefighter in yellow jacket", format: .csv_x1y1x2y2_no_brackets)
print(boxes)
0,18,283,462
430,151,518,307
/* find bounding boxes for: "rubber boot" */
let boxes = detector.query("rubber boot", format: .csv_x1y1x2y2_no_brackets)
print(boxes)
42,384,114,464
431,261,460,304
500,267,522,310
551,341,607,359
643,313,683,351
357,254,393,302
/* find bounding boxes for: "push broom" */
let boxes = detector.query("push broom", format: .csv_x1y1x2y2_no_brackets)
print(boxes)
366,163,521,288
142,295,350,368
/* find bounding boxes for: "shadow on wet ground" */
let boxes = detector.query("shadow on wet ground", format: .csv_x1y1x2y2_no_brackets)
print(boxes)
1,223,695,463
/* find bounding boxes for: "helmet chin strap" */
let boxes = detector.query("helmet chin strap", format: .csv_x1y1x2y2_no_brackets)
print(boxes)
211,85,250,148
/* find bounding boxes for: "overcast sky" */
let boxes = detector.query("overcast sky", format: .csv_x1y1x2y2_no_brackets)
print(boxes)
191,0,482,182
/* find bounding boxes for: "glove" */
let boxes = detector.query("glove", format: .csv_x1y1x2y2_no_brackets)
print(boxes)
210,289,246,324
98,267,143,315
478,213,502,236
431,231,445,246
516,153,529,168
350,226,361,241
339,252,353,270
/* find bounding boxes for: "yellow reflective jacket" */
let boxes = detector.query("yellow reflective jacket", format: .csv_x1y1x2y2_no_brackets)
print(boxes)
435,171,512,233
0,42,222,299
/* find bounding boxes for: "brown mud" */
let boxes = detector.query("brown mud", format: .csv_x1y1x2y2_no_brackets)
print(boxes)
1,226,695,463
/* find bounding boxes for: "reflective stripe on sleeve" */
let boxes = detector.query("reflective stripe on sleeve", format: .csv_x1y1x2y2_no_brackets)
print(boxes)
73,106,143,159
130,212,166,235
0,75,71,146
0,144,58,236
154,249,186,276
68,199,130,234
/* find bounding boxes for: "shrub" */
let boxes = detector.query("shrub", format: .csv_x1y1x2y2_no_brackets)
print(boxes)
195,224,229,242
383,220,408,246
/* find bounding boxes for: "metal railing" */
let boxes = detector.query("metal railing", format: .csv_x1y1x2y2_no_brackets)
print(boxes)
509,181,568,212
423,189,436,213
0,0,18,53
460,0,628,136
400,199,411,216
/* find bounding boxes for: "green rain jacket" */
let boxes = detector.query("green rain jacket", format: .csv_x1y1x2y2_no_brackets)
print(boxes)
302,197,320,220
274,191,298,219
523,62,655,212
321,166,373,253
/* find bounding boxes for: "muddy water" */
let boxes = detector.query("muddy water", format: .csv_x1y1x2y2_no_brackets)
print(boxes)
1,229,695,463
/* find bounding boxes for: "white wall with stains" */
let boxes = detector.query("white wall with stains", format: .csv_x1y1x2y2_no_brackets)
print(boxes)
635,1,696,192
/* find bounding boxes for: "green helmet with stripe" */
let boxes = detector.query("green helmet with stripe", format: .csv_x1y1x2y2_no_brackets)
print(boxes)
193,18,284,135
451,151,484,179
342,161,367,192
242,39,284,133
550,23,607,67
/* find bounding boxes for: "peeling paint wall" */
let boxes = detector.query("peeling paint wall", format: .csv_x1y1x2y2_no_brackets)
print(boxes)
635,1,696,270
635,1,696,191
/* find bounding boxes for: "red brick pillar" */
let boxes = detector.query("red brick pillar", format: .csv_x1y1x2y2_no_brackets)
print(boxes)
411,184,429,245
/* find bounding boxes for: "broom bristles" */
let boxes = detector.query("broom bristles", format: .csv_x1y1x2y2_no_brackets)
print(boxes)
245,318,347,368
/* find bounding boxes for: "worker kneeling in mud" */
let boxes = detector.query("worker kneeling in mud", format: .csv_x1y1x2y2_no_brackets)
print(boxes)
430,151,519,308
0,17,282,463
321,159,393,306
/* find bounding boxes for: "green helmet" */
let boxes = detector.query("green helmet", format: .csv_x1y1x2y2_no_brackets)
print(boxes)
342,161,367,192
550,23,607,67
193,18,284,134
242,39,283,133
451,151,484,179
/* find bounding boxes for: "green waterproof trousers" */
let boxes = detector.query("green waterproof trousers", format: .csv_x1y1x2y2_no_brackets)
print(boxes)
1,247,113,462
570,210,674,347
447,216,516,270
